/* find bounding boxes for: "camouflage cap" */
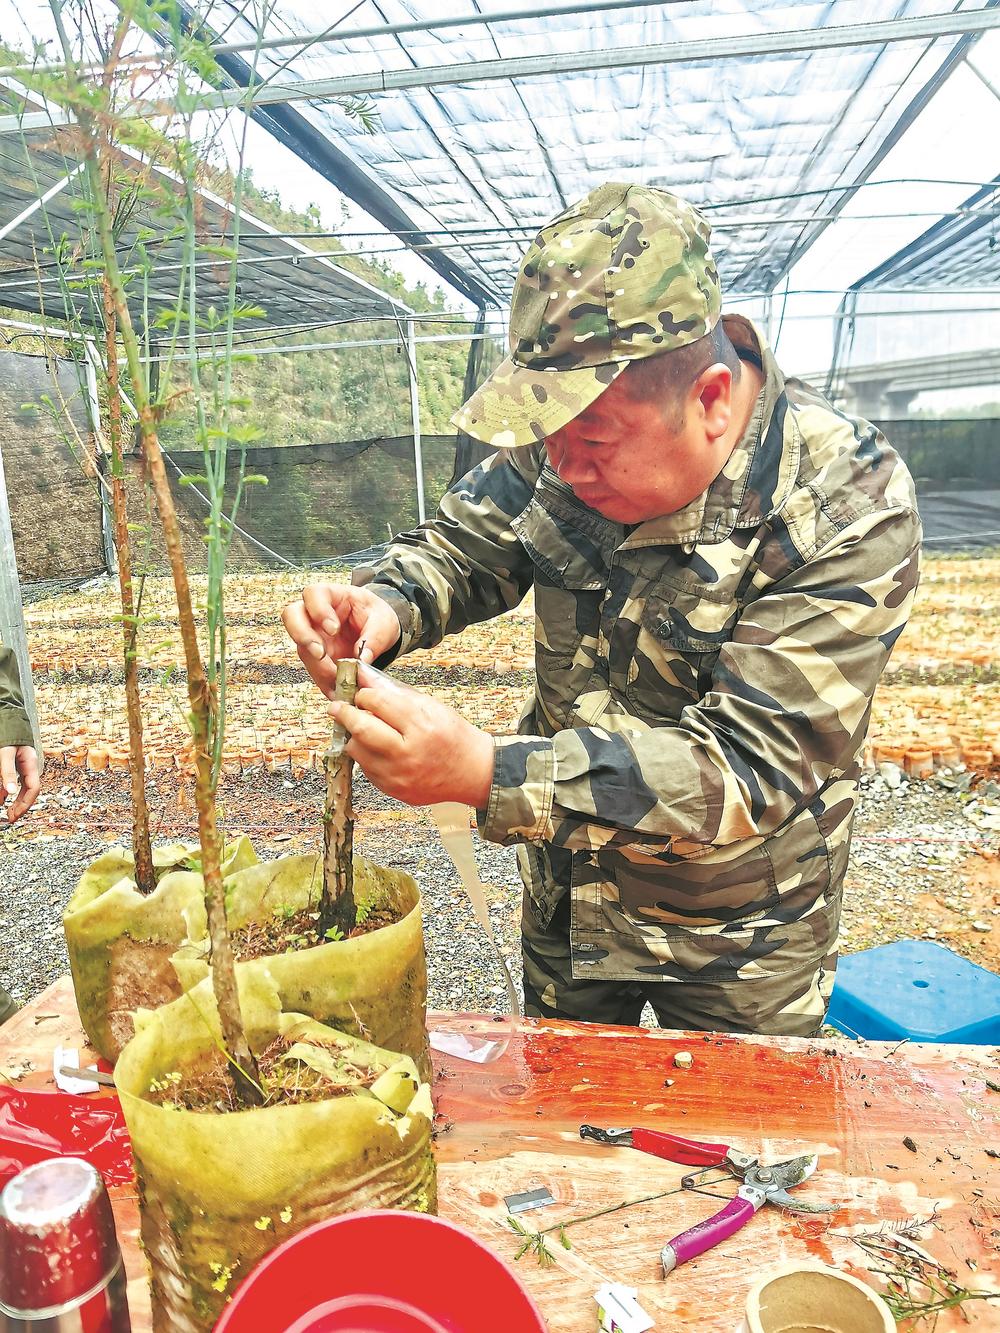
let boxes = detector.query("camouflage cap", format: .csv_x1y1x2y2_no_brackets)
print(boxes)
452,181,721,449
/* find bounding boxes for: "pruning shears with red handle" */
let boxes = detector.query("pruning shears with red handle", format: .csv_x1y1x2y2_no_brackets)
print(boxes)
579,1124,832,1276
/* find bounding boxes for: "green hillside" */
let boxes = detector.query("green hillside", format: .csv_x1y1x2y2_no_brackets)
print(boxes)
155,176,474,453
1,158,486,552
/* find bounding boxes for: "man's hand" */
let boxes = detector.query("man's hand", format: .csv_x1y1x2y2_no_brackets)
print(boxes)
330,663,494,810
1,745,40,822
281,584,401,697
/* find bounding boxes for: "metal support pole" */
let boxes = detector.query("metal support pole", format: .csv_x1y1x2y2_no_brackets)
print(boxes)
58,0,704,67
107,9,1000,111
123,328,494,364
965,54,1000,107
0,317,97,343
762,295,774,344
82,341,103,441
83,343,115,577
406,321,426,525
95,453,116,577
5,8,1000,129
0,163,84,241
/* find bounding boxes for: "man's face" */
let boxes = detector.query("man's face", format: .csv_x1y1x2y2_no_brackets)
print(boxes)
544,370,720,524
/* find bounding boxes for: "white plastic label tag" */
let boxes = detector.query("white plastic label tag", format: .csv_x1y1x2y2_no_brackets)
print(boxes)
595,1283,655,1333
54,1045,101,1094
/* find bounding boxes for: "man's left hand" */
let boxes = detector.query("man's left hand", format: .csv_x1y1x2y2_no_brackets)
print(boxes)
1,745,40,822
330,664,494,810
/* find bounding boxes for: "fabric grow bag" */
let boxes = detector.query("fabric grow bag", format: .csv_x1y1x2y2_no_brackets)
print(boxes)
172,852,430,1080
114,969,436,1332
63,837,258,1060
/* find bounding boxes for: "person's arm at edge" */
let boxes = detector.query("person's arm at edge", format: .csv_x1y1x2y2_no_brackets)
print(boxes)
0,642,41,821
0,644,33,749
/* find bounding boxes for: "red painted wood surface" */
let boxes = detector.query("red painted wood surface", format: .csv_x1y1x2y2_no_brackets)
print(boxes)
1,979,998,1330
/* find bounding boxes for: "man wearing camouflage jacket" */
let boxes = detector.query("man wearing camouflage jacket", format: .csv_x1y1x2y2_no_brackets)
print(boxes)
283,182,921,1036
1,638,41,1022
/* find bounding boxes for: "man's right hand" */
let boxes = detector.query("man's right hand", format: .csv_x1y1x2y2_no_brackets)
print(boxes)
281,583,402,697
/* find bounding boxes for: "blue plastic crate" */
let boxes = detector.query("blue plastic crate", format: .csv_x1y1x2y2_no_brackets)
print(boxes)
827,940,1000,1044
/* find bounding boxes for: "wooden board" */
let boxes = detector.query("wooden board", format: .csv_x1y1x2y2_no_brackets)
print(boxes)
1,978,998,1330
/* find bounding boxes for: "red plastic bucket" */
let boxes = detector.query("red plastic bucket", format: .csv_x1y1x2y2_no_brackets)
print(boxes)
213,1210,547,1333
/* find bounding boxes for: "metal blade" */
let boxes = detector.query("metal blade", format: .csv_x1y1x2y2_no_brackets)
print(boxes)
767,1153,818,1191
765,1186,835,1214
505,1187,556,1214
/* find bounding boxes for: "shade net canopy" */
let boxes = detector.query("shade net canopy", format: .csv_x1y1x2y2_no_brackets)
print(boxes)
172,0,996,307
828,169,1000,378
850,173,1000,292
0,83,411,333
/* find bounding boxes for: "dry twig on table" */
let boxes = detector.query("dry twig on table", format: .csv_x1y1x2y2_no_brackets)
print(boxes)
838,1212,1000,1326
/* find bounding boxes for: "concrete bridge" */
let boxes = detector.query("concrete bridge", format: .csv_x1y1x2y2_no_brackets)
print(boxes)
800,347,1000,418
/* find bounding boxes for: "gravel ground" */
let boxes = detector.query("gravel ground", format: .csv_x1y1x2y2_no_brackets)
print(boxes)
0,767,525,1018
843,770,1000,966
1,765,997,1020
0,829,107,1011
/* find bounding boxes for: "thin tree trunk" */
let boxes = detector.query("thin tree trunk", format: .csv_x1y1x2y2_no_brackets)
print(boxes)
140,402,261,1105
102,281,155,895
320,659,358,941
84,142,262,1107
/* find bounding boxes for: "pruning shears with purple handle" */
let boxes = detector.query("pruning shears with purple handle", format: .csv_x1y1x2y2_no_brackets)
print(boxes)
579,1124,832,1276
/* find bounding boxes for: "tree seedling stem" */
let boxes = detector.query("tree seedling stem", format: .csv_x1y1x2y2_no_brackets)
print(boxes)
321,658,359,941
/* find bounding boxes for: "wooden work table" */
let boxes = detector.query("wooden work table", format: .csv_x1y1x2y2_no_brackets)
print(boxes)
1,977,997,1330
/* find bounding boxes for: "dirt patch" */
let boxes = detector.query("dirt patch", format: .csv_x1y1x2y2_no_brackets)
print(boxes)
107,936,184,1054
230,898,403,961
914,850,1000,970
20,763,408,843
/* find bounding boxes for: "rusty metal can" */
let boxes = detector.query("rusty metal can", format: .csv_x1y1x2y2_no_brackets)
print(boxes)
0,1157,130,1331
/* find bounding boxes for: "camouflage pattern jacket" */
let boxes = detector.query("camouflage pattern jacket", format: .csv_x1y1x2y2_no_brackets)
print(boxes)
0,640,32,749
363,317,921,982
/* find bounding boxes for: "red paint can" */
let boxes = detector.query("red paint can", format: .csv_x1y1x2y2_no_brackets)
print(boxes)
0,1157,130,1331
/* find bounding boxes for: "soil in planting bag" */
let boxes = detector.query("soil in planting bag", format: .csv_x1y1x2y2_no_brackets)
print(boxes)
171,851,430,1080
114,969,436,1333
64,836,258,1061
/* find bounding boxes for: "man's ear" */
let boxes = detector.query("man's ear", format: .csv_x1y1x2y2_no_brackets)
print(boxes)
696,363,733,441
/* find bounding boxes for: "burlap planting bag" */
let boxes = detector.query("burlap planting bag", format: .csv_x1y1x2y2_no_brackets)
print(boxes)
171,852,430,1080
114,970,436,1332
63,837,258,1060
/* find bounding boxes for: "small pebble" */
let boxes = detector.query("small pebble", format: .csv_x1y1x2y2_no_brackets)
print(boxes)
879,762,903,790
673,1052,693,1070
